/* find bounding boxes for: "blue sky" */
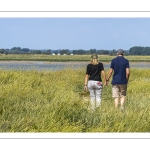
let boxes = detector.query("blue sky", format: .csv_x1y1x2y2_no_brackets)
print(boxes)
1,17,150,50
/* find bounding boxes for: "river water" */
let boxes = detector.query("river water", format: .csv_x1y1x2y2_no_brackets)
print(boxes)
0,61,150,71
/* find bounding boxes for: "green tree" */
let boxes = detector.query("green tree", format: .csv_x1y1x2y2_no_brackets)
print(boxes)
89,49,96,54
46,49,52,55
0,48,4,54
60,49,70,55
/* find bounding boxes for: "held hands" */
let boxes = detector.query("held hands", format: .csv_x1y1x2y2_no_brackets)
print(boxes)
105,80,109,86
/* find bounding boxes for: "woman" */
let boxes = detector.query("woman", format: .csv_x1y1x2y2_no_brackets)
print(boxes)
84,54,107,111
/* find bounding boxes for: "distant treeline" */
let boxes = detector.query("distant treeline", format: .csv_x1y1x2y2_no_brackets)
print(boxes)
0,46,150,55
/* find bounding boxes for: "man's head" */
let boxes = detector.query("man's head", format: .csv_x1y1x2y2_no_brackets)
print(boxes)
117,49,124,55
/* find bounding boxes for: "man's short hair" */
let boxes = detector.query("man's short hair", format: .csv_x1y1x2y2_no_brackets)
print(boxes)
117,49,124,55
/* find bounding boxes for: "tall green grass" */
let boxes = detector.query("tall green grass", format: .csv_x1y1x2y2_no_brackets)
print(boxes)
0,68,150,132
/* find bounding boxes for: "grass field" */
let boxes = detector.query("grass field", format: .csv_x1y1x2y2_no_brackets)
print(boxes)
1,54,150,62
0,67,150,132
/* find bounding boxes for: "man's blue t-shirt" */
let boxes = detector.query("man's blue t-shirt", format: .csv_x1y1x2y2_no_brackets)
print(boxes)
110,56,130,84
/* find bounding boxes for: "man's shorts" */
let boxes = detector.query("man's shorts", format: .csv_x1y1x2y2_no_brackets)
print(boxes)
112,84,127,98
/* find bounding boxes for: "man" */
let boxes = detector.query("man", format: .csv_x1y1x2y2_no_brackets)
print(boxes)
106,49,130,111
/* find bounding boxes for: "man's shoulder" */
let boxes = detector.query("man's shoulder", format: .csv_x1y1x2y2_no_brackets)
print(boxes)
114,56,129,61
111,57,117,62
111,56,129,64
123,57,129,62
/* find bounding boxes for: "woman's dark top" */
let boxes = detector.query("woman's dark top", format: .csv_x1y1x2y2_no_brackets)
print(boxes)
86,62,104,81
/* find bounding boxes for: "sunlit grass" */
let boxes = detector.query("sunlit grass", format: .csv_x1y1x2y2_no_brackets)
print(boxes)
0,68,150,132
1,54,150,62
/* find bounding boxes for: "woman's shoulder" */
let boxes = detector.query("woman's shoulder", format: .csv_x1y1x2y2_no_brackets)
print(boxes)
98,62,103,65
87,63,92,67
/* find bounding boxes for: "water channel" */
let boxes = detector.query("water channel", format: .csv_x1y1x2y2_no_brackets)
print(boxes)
0,61,150,71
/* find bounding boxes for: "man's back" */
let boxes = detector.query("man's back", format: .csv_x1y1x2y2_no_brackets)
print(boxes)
106,49,130,110
110,56,129,84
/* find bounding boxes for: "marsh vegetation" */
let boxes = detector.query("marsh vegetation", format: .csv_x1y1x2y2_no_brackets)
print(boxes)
0,68,149,132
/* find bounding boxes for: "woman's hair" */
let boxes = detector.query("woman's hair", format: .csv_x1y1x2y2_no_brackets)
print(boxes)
90,54,99,65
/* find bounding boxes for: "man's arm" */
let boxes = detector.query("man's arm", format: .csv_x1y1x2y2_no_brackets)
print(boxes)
126,68,130,81
107,68,114,82
101,70,107,86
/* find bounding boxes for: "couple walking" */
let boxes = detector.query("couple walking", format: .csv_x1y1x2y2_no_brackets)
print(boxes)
84,49,130,111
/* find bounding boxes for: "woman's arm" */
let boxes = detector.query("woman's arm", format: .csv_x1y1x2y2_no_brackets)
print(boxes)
84,74,89,91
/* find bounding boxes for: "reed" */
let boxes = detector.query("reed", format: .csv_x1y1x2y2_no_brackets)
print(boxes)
0,68,149,132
